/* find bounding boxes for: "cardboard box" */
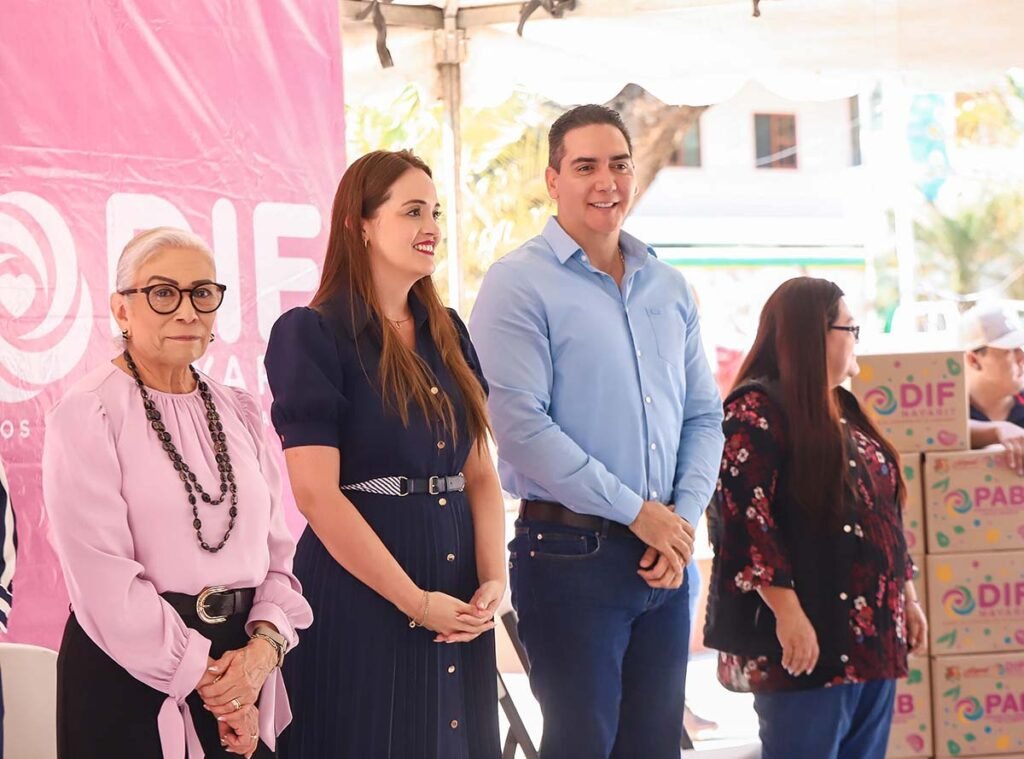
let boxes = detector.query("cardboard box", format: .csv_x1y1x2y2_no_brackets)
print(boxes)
927,552,1024,655
912,553,927,617
852,351,969,453
901,453,927,554
924,448,1024,554
887,655,933,757
933,652,1024,756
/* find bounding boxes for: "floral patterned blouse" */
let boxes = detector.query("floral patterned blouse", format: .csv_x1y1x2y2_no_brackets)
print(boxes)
715,389,915,693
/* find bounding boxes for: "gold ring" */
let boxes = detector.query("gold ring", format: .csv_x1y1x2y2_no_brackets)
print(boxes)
231,697,241,711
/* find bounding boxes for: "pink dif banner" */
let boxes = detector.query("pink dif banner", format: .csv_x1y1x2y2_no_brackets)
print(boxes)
0,1,345,649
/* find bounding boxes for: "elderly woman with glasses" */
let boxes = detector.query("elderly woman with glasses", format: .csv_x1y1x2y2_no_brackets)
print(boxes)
43,227,312,759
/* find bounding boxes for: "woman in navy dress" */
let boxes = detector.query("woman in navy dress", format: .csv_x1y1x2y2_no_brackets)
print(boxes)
265,150,504,758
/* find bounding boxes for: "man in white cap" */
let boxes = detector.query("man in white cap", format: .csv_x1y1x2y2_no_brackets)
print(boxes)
961,304,1024,472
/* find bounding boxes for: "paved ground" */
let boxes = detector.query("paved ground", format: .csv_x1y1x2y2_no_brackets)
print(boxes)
498,650,762,757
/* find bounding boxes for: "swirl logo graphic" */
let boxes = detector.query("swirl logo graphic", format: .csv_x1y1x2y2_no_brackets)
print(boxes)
944,489,973,515
955,697,984,723
864,386,898,416
943,587,976,617
0,192,93,402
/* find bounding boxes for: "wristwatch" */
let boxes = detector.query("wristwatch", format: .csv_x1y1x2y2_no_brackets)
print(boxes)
251,625,288,668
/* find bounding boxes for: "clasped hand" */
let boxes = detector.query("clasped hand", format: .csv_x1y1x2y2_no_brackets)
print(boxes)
195,638,277,756
630,501,696,589
423,579,505,644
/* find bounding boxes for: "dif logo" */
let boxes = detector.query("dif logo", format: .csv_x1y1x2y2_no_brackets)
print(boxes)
864,382,957,416
0,190,322,402
943,583,1024,617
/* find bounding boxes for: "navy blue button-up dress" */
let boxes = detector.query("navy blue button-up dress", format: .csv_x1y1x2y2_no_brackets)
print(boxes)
265,290,499,759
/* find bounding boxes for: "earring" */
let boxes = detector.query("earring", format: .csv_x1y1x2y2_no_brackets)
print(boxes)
121,328,130,339
209,333,216,343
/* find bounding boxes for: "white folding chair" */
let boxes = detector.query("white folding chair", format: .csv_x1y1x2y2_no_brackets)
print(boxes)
0,642,58,759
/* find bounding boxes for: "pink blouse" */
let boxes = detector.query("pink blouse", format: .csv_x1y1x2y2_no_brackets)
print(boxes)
43,362,313,758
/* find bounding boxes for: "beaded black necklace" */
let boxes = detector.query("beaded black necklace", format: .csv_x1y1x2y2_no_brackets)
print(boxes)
124,351,238,553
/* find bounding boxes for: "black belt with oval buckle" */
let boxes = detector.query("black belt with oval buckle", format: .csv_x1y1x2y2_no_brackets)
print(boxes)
161,586,255,625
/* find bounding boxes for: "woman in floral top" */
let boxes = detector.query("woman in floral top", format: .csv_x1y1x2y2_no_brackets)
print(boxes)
703,277,927,759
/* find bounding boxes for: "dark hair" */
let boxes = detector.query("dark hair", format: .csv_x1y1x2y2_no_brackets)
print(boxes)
548,104,633,170
732,277,905,528
311,150,491,448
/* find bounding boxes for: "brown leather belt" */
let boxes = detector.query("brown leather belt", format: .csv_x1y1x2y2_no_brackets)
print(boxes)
519,499,635,540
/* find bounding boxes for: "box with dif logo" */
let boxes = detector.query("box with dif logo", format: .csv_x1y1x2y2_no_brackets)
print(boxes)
851,351,969,454
900,453,927,555
933,651,1024,757
924,448,1024,554
927,552,1024,655
887,655,933,757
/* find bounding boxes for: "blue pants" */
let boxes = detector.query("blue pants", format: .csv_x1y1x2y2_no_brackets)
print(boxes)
509,519,690,759
754,679,897,759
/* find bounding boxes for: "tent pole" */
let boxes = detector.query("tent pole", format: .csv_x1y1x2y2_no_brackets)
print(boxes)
887,79,917,311
437,6,465,310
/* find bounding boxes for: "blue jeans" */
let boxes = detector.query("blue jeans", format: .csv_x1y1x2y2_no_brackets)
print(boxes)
754,679,897,759
509,519,690,759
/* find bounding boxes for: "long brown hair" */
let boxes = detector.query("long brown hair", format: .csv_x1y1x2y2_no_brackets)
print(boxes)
731,277,904,527
311,150,491,447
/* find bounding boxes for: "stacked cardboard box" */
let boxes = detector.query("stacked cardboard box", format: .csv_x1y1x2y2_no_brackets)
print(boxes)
853,350,972,759
925,475,1024,758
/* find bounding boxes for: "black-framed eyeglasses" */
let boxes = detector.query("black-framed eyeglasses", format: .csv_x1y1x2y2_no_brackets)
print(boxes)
829,324,860,342
118,283,227,315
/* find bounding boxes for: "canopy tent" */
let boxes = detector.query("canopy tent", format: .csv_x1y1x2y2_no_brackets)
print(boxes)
342,0,1024,106
340,0,1024,306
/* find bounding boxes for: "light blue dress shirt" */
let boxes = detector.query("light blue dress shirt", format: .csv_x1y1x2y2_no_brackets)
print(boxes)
469,216,725,527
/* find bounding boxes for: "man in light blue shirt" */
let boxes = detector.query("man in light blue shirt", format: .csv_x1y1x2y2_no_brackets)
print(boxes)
470,105,724,758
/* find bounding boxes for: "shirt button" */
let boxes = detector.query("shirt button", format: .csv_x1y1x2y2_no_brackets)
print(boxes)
644,396,652,404
848,460,856,467
651,490,658,499
839,592,849,601
650,443,657,451
439,498,447,506
843,524,852,533
446,553,456,562
636,349,642,358
450,720,459,729
840,654,849,663
430,386,439,395
448,665,456,674
437,441,446,450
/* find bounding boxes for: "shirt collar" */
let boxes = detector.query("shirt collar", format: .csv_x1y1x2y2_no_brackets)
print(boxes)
541,216,657,266
321,286,429,339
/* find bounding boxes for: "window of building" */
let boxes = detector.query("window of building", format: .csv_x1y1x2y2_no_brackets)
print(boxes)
670,120,702,167
754,113,797,169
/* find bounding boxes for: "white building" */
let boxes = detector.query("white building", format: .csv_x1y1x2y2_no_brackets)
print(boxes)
625,82,875,381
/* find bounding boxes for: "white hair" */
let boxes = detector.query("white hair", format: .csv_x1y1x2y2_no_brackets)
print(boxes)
114,226,215,293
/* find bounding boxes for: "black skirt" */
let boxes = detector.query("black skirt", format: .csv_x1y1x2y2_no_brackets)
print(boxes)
57,609,275,759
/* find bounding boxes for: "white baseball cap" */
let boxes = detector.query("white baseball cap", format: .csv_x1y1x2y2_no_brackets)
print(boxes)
960,305,1024,352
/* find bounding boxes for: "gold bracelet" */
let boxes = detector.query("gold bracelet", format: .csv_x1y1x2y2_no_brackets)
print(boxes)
250,631,285,668
409,591,430,628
